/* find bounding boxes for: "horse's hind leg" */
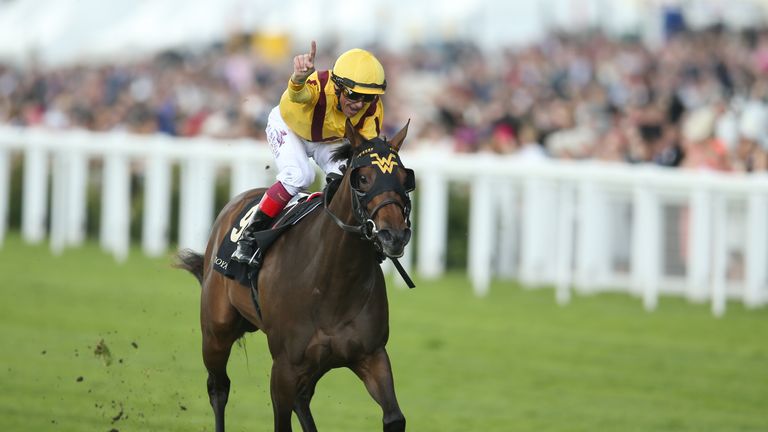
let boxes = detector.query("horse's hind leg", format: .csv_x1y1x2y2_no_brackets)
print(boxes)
201,285,245,432
351,348,406,432
203,332,240,432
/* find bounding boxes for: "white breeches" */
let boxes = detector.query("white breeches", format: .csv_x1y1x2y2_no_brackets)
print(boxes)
265,106,346,196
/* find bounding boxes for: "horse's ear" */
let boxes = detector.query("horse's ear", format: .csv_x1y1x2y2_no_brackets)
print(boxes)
389,119,410,152
345,119,364,151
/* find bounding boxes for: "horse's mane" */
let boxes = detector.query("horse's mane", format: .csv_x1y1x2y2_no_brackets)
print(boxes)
330,143,354,165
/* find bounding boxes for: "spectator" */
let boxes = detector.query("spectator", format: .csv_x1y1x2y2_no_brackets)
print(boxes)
1,25,768,174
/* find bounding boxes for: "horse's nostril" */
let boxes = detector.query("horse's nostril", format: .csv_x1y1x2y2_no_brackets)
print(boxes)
379,229,411,246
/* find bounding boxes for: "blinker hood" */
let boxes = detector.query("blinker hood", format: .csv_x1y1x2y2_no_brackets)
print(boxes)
349,140,415,206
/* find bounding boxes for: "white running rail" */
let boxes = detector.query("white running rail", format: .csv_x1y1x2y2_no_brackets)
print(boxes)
1,126,766,316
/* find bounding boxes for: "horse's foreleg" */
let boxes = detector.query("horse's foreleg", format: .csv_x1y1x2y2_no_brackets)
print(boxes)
270,360,300,432
351,348,406,432
293,369,327,432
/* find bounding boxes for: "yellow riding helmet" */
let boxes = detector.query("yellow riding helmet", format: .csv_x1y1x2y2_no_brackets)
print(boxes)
331,48,386,95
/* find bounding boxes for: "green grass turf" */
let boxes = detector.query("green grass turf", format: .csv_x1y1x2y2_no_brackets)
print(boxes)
1,232,767,432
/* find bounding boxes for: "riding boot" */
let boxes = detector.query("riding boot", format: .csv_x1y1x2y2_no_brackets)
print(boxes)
231,209,274,264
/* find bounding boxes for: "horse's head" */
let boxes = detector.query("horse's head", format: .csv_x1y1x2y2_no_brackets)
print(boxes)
332,120,415,258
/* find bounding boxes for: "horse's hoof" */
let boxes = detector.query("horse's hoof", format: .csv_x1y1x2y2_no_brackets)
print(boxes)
384,418,406,432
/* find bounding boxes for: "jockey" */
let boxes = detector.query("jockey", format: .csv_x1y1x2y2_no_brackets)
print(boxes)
231,41,386,264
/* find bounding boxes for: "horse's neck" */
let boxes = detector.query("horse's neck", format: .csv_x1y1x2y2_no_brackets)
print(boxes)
314,182,378,302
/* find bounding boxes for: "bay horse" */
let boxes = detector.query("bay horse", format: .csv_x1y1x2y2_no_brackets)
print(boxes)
176,119,415,432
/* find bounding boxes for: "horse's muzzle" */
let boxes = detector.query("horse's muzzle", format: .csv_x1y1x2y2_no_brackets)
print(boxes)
377,228,412,258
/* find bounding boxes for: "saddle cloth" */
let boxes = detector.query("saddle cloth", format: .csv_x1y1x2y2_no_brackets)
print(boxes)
213,192,324,287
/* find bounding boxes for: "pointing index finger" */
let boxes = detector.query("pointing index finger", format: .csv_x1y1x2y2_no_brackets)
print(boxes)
309,40,316,62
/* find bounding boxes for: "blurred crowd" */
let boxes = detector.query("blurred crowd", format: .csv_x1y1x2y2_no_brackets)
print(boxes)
3,24,768,173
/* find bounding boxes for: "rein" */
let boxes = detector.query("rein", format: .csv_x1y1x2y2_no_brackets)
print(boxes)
323,186,372,238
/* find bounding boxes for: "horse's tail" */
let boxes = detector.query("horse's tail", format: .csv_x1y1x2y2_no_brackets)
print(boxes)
174,249,205,285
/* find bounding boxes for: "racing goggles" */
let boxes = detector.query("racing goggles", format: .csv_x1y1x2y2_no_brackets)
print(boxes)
341,86,377,103
332,75,386,102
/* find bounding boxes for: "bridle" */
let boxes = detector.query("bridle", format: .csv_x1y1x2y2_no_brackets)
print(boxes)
323,139,416,287
324,143,414,242
324,186,411,242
